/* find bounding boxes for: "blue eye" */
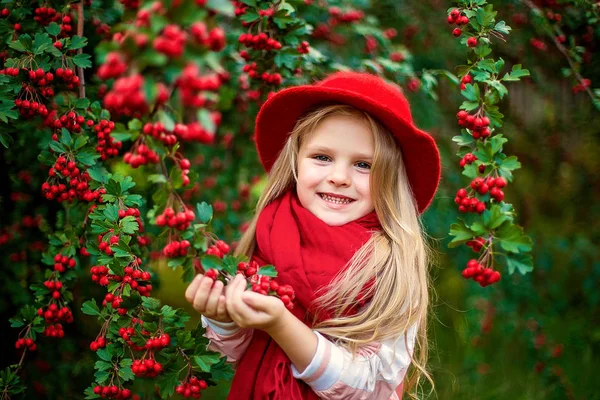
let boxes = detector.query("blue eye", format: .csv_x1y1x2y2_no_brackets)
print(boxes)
356,161,371,170
313,155,330,162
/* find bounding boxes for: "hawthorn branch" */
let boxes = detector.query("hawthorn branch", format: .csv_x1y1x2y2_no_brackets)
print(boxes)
521,0,595,102
76,2,85,99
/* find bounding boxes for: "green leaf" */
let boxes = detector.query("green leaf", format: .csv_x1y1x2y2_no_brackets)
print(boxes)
157,370,180,398
274,50,297,69
496,222,533,253
482,204,509,229
33,33,53,55
104,203,120,222
201,255,223,271
49,140,66,153
81,299,101,316
9,317,25,328
74,98,90,109
488,80,508,99
197,202,213,223
128,119,142,131
449,220,475,248
74,135,88,150
119,216,139,235
197,108,215,134
452,132,474,147
489,134,507,154
157,110,175,131
258,265,277,277
0,131,14,148
209,357,235,382
118,366,135,382
240,9,259,23
499,156,521,171
506,252,534,275
72,53,92,68
502,64,530,81
60,128,72,146
461,83,480,102
206,0,235,16
194,354,221,372
88,166,110,183
460,101,480,111
462,163,478,179
148,174,168,184
45,23,61,36
76,148,100,166
493,20,511,34
69,36,87,50
95,360,112,371
96,348,112,362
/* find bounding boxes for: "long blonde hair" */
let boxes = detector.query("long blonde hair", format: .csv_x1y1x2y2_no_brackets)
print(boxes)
235,104,434,397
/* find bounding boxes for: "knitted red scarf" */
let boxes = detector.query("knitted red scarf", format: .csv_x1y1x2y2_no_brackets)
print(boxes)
227,190,380,400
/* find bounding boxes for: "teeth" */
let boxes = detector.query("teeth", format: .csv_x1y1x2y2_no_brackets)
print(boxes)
320,194,352,204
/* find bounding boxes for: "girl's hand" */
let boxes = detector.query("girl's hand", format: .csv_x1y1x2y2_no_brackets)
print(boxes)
226,273,286,331
185,274,233,323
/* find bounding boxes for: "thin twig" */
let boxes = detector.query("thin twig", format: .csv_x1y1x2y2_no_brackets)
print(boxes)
521,0,595,102
76,2,85,98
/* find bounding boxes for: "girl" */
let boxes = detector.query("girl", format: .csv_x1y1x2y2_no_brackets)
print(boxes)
185,71,441,399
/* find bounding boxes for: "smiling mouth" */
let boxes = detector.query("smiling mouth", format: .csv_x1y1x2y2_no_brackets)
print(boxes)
318,193,354,204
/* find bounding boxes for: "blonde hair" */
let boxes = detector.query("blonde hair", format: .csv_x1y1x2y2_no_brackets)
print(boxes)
235,104,434,397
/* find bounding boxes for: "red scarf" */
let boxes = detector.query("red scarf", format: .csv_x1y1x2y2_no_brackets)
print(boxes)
227,190,380,400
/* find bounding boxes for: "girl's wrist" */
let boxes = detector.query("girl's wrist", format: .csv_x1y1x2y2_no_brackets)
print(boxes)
263,307,292,336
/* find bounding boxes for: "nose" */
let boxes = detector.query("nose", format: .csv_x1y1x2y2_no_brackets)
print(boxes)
327,163,351,187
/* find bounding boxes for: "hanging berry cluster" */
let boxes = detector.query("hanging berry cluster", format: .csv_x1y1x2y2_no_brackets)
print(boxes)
448,0,533,287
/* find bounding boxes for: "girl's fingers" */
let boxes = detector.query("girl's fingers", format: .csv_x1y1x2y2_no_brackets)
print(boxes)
192,277,215,312
216,295,228,320
205,280,224,316
185,274,203,303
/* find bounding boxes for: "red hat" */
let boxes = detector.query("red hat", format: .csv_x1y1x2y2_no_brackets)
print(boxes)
254,71,441,214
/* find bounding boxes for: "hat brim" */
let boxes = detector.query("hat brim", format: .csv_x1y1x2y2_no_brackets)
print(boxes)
255,85,441,213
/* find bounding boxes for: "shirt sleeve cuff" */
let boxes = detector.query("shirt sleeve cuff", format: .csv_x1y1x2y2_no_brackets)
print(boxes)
201,316,241,336
290,331,344,391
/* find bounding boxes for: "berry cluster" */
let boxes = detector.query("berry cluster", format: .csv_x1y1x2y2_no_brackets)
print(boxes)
55,68,80,89
120,0,141,10
466,237,486,252
175,376,208,398
175,64,222,108
103,74,148,118
94,119,121,160
462,259,501,287
43,323,65,337
53,254,76,272
459,153,477,168
93,385,132,399
456,111,491,139
15,337,37,352
132,357,163,377
38,303,74,324
232,0,247,16
154,24,187,58
242,62,282,85
142,122,178,146
205,240,231,258
34,7,60,25
97,52,127,80
124,143,160,168
238,33,282,51
44,279,64,299
297,40,310,54
190,22,226,51
248,274,296,310
155,207,195,230
89,336,106,351
447,8,469,38
91,265,110,285
14,98,50,119
459,74,473,91
144,333,170,350
48,110,86,133
454,188,486,214
328,7,364,24
26,67,55,89
162,240,191,257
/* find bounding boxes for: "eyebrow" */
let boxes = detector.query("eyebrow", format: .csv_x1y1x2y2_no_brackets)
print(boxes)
306,146,373,160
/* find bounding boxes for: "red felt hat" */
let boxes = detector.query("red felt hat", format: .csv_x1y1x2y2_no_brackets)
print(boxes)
254,71,441,214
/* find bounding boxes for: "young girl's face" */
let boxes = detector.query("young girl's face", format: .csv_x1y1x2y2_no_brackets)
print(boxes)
296,113,375,226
